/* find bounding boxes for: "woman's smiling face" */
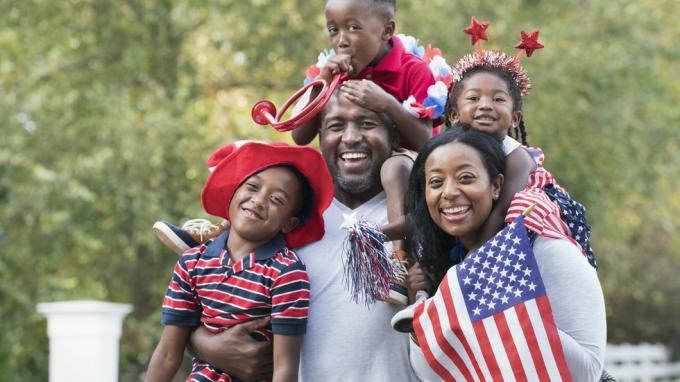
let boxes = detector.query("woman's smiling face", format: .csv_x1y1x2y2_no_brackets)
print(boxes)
424,141,503,248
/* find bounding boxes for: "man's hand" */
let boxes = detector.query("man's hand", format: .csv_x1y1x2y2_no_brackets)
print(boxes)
189,318,273,381
320,54,353,82
341,79,395,113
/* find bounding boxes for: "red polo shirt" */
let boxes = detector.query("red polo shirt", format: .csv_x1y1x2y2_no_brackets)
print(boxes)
351,36,440,139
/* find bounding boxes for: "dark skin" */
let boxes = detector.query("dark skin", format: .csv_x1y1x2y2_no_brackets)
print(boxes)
187,94,399,381
152,168,305,382
189,318,273,381
292,0,432,148
448,71,536,251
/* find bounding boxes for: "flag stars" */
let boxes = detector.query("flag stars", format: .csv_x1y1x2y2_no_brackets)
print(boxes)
522,267,532,277
528,282,537,291
462,276,472,285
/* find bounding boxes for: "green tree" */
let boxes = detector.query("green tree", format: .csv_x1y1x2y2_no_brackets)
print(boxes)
1,0,678,379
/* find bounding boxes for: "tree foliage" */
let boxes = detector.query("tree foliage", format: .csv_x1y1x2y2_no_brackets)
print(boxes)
1,0,679,379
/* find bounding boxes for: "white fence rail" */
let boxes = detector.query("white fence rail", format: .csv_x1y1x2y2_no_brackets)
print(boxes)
606,343,680,381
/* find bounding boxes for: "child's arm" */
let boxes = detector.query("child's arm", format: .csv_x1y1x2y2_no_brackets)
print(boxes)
379,154,413,250
341,79,432,149
145,325,191,382
272,334,303,382
292,54,353,146
473,147,536,250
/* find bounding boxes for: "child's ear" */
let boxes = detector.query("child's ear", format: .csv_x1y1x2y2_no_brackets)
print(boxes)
382,19,395,40
281,217,300,234
512,111,523,129
449,109,460,124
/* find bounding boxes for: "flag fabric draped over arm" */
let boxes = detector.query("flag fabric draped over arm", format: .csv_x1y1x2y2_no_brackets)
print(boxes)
413,215,573,382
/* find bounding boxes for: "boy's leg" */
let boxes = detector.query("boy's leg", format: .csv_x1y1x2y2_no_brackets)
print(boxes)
153,219,227,255
380,152,415,305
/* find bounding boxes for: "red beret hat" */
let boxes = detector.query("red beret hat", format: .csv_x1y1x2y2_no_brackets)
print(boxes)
201,141,334,248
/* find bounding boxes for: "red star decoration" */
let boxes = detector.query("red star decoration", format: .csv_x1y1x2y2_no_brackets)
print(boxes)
514,30,544,57
463,17,490,46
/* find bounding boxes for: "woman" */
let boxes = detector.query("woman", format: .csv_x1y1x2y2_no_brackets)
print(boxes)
406,128,606,381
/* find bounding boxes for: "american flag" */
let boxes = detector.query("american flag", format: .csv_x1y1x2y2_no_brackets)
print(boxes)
413,215,573,382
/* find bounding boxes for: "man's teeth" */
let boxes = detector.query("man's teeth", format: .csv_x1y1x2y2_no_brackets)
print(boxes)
341,152,367,160
442,206,469,214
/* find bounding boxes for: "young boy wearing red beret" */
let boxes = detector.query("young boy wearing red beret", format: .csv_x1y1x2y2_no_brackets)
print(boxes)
145,142,333,382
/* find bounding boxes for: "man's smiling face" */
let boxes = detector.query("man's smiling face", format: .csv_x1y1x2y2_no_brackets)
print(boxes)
319,93,393,206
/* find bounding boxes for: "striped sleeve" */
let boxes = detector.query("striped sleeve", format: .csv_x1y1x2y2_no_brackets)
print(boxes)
270,256,310,336
161,253,202,327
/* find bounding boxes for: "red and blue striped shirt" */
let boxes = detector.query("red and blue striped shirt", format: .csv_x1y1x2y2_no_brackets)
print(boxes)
161,231,310,381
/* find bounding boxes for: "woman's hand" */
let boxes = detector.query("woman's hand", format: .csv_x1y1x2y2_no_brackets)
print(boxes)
188,318,273,381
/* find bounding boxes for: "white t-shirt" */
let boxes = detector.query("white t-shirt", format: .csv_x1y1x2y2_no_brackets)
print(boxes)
409,236,606,382
503,136,521,156
297,193,419,382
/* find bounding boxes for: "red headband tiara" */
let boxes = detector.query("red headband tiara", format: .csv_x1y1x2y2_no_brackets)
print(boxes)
451,17,544,97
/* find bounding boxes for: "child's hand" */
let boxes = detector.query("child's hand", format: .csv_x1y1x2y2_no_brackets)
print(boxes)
407,263,431,292
320,54,353,82
341,79,394,113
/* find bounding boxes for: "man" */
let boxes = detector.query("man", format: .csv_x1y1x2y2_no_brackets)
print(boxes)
188,92,418,381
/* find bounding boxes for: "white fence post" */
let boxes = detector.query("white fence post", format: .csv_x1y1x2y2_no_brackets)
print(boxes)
605,343,680,381
37,300,133,382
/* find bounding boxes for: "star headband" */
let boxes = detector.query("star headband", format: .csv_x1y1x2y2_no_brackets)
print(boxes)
451,17,544,96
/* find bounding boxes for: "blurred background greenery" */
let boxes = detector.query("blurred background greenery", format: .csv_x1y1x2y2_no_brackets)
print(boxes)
1,0,678,380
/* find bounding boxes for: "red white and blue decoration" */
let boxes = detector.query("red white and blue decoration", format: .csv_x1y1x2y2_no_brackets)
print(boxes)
304,34,453,120
450,17,545,97
340,211,393,305
413,214,573,382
